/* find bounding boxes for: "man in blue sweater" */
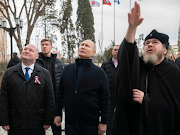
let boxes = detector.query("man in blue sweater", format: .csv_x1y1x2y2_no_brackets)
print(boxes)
54,39,110,135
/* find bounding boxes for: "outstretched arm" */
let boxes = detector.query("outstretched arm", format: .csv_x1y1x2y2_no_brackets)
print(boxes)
125,2,144,43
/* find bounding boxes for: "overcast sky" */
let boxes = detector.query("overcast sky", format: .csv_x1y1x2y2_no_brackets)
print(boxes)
70,0,180,53
11,0,180,54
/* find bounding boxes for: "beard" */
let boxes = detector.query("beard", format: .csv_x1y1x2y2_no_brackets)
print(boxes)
143,51,164,65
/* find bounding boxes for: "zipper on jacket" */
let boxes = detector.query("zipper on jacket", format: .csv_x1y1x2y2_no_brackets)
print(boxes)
75,60,90,92
74,59,91,127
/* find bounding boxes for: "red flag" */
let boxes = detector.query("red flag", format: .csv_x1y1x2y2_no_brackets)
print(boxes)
103,0,111,6
90,0,100,7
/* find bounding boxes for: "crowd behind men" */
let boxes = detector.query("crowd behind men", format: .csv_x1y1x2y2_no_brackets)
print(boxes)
1,2,180,135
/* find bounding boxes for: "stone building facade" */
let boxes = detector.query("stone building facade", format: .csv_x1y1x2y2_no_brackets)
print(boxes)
0,2,7,63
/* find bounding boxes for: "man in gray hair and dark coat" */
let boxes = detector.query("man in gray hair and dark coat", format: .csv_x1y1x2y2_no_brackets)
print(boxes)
112,2,180,135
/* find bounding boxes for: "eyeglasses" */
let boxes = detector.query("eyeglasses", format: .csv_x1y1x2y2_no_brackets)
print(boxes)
144,40,161,46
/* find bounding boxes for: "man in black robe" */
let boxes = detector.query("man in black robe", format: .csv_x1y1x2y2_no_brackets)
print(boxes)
112,2,180,135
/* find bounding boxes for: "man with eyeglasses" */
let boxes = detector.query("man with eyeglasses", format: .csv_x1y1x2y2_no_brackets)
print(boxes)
112,2,180,135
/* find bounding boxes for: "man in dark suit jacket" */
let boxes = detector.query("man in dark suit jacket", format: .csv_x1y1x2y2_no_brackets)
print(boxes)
101,45,120,135
54,39,110,135
0,44,55,135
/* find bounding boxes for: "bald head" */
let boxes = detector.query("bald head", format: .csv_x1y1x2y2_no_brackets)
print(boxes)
25,44,38,54
21,44,39,66
52,51,61,59
78,39,96,59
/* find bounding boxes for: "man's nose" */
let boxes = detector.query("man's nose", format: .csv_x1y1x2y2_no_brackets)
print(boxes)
148,42,153,47
24,49,28,52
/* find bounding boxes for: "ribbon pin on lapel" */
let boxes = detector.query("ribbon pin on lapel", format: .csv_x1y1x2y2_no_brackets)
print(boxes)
34,76,41,84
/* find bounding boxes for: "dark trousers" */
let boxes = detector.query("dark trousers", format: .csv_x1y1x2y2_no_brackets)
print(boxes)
51,124,61,135
65,123,98,135
107,97,116,135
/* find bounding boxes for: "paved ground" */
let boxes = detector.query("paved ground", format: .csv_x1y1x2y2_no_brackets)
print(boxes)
0,112,106,135
0,112,65,135
0,127,65,135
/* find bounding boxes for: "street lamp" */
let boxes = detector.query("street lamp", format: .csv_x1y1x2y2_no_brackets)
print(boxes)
0,18,23,59
135,34,144,55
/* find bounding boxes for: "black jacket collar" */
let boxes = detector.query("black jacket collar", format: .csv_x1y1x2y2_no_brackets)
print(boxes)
141,57,173,77
38,52,57,59
75,58,92,65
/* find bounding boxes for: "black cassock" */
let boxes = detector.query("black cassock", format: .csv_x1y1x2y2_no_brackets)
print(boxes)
112,39,180,135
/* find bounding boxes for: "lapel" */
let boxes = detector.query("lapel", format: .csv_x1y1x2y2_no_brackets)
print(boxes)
16,63,26,81
16,63,41,82
29,64,41,82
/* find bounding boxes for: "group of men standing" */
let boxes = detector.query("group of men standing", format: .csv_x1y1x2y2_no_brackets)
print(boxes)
1,2,180,135
0,38,117,135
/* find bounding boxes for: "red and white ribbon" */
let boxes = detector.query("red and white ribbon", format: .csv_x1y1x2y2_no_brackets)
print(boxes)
34,76,41,84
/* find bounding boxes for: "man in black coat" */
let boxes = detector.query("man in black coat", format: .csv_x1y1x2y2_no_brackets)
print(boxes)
175,53,180,69
36,38,64,135
54,39,110,135
7,52,21,68
52,51,67,68
101,45,120,135
112,2,180,135
0,44,55,135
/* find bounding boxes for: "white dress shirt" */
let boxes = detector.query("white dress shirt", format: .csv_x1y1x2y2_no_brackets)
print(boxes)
22,63,34,78
112,57,118,68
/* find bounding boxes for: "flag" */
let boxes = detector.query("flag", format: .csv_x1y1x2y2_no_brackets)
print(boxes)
114,0,120,4
90,0,101,7
103,0,111,6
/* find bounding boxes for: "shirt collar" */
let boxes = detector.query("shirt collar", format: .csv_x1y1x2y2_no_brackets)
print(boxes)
22,62,35,70
112,57,118,68
112,57,118,64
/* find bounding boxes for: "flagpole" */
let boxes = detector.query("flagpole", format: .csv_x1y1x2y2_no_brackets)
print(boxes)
114,0,115,44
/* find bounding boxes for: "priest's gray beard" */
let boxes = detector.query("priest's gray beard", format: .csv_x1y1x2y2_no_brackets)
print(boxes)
143,51,163,65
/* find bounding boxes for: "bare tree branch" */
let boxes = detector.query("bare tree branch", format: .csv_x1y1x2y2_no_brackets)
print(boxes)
28,0,33,21
29,0,38,24
0,1,7,18
19,0,26,18
0,0,57,53
6,0,14,16
24,1,28,19
12,0,16,16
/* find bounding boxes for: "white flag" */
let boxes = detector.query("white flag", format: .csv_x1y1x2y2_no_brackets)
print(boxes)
90,0,100,7
114,0,120,4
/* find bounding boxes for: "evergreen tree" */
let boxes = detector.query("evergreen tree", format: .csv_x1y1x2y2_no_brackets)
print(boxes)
55,0,76,63
76,0,95,47
103,40,115,60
